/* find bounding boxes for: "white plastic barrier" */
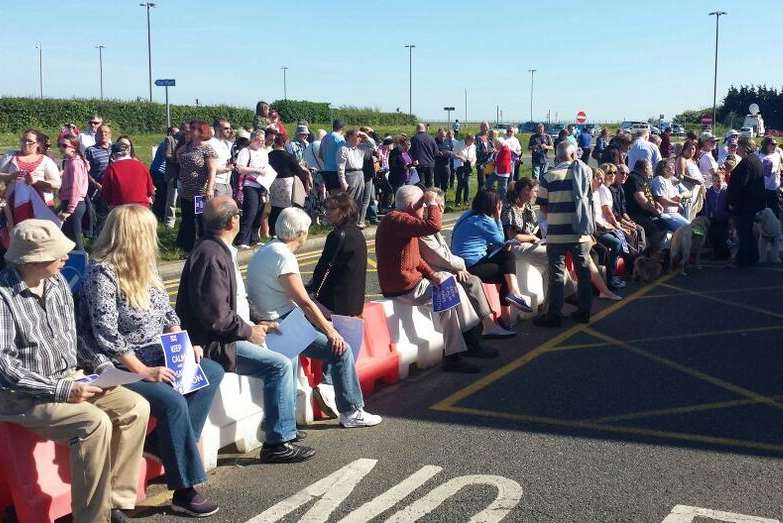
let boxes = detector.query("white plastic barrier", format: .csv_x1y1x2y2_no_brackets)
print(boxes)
200,373,265,470
515,261,546,317
376,299,445,379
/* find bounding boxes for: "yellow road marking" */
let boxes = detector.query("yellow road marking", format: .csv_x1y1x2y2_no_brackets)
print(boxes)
547,324,783,353
583,328,783,412
661,283,783,320
586,395,783,424
434,405,783,454
367,257,377,269
636,284,783,300
430,272,677,411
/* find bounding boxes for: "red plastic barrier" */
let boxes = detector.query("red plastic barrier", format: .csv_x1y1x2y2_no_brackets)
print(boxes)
616,257,627,277
0,420,162,522
481,283,503,321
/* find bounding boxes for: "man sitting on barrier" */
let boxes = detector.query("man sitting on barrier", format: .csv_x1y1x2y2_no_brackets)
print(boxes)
176,196,316,464
0,220,150,523
376,185,484,374
418,188,515,347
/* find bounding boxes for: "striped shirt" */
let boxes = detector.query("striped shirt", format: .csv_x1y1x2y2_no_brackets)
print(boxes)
537,161,591,244
0,267,108,402
85,143,112,181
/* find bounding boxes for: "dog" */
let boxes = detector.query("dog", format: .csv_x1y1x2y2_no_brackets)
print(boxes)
755,207,781,263
668,216,710,275
632,252,664,284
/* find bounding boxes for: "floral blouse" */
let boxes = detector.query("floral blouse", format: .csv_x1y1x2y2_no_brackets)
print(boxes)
176,142,217,200
77,262,179,367
501,202,537,236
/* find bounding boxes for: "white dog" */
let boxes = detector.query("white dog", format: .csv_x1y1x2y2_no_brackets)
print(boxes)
755,207,781,263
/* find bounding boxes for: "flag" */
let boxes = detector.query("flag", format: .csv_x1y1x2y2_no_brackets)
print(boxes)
11,182,61,227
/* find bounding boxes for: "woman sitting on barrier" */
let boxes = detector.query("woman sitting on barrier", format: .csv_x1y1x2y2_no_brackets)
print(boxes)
307,193,367,416
451,189,534,326
78,205,224,518
246,207,382,428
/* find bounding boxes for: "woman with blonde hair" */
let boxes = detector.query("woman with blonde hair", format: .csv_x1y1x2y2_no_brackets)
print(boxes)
78,204,223,517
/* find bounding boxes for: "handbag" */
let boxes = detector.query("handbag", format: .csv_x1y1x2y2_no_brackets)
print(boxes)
291,175,307,208
310,230,346,300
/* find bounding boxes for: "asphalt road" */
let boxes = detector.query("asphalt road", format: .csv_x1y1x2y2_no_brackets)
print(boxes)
137,251,783,522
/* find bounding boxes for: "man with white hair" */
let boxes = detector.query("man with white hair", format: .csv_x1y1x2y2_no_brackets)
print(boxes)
376,185,483,373
534,142,594,327
626,128,662,172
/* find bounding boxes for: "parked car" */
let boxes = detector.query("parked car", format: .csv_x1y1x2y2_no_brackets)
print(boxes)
671,124,685,136
547,124,565,140
740,126,755,138
518,121,537,133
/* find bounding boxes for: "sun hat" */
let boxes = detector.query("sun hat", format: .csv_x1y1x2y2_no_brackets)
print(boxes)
295,123,310,136
700,131,716,142
4,219,74,264
725,129,740,139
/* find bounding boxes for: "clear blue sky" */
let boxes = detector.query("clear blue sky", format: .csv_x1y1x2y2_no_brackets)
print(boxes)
0,0,779,123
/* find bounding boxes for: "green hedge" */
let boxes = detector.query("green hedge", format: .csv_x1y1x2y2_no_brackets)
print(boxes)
0,97,418,134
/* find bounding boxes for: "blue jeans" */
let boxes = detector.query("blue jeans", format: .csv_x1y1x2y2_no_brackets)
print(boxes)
596,232,623,280
235,340,297,444
125,358,224,490
532,161,549,181
659,212,689,231
485,173,510,200
301,331,364,414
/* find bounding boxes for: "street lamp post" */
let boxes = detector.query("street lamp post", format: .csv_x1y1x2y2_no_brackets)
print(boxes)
404,44,415,115
139,2,156,102
709,10,727,129
528,68,536,122
281,66,288,100
35,42,42,99
96,45,105,100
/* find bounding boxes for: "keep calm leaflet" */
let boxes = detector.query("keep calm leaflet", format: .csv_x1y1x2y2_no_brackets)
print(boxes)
160,331,210,395
264,306,319,359
432,276,461,313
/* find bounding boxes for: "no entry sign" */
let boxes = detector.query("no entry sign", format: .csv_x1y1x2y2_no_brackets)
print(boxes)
576,111,587,124
701,114,713,125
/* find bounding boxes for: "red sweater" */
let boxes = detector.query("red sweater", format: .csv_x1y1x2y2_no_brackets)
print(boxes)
376,205,441,297
101,158,154,207
495,144,512,175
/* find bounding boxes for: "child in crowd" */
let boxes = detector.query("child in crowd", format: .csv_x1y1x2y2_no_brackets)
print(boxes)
704,166,730,260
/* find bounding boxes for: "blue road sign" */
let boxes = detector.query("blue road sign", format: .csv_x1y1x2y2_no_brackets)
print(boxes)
154,79,176,87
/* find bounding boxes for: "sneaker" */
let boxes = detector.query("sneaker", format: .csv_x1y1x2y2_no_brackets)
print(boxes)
171,488,219,517
111,509,130,523
442,354,481,374
339,409,383,428
533,314,563,328
313,384,339,419
505,293,533,313
259,442,316,463
610,277,626,289
482,323,516,338
570,310,591,324
237,244,251,250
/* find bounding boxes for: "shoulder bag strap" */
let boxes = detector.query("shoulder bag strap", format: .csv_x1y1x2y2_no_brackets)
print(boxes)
313,229,346,299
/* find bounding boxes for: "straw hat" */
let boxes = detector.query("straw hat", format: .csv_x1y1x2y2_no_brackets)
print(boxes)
4,220,74,264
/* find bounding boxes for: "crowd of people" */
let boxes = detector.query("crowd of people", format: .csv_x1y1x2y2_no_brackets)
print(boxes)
0,103,781,522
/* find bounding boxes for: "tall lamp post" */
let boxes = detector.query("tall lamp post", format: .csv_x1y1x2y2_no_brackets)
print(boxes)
281,66,288,100
96,45,105,100
139,2,156,102
709,10,727,129
404,44,415,115
528,68,536,122
35,42,43,99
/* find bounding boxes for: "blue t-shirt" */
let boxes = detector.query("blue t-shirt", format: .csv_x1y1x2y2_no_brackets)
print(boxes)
450,211,505,267
578,132,593,149
320,132,346,171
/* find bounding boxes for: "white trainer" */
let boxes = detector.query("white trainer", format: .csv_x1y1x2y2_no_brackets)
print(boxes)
339,409,383,428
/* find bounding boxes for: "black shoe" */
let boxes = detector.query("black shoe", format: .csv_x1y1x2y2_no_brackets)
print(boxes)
463,346,499,359
259,442,316,463
570,311,591,324
293,430,307,442
533,314,563,328
111,509,130,523
442,355,481,374
171,488,219,518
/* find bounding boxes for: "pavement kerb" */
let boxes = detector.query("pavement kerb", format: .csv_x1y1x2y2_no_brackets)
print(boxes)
158,211,462,282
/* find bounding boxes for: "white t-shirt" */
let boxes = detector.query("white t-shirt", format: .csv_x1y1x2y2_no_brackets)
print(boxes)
228,243,251,323
208,137,232,185
592,186,613,229
697,152,718,187
78,132,96,155
651,176,680,214
236,147,275,189
246,240,299,321
759,150,782,191
503,136,522,156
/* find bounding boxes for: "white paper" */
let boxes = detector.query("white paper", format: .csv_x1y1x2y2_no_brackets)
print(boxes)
255,164,278,190
408,167,420,185
331,315,364,361
265,307,319,359
487,239,520,259
77,367,142,389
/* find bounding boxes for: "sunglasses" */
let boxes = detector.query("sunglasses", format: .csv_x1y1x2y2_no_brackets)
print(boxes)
90,121,102,125
21,139,37,145
222,127,231,131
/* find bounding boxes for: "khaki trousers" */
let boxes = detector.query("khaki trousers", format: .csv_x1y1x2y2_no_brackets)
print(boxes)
0,386,150,523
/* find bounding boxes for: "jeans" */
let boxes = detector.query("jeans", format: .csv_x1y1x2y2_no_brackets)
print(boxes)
301,331,364,414
580,148,592,164
485,173,510,200
659,212,689,231
531,161,549,181
455,163,471,205
546,241,593,316
234,340,297,444
60,199,86,251
359,178,374,226
475,166,486,196
176,198,203,252
418,165,434,188
735,212,758,267
434,164,450,192
596,232,623,280
237,186,266,246
125,358,224,490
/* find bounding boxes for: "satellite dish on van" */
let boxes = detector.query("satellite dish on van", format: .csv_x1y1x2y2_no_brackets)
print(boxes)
749,103,760,115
